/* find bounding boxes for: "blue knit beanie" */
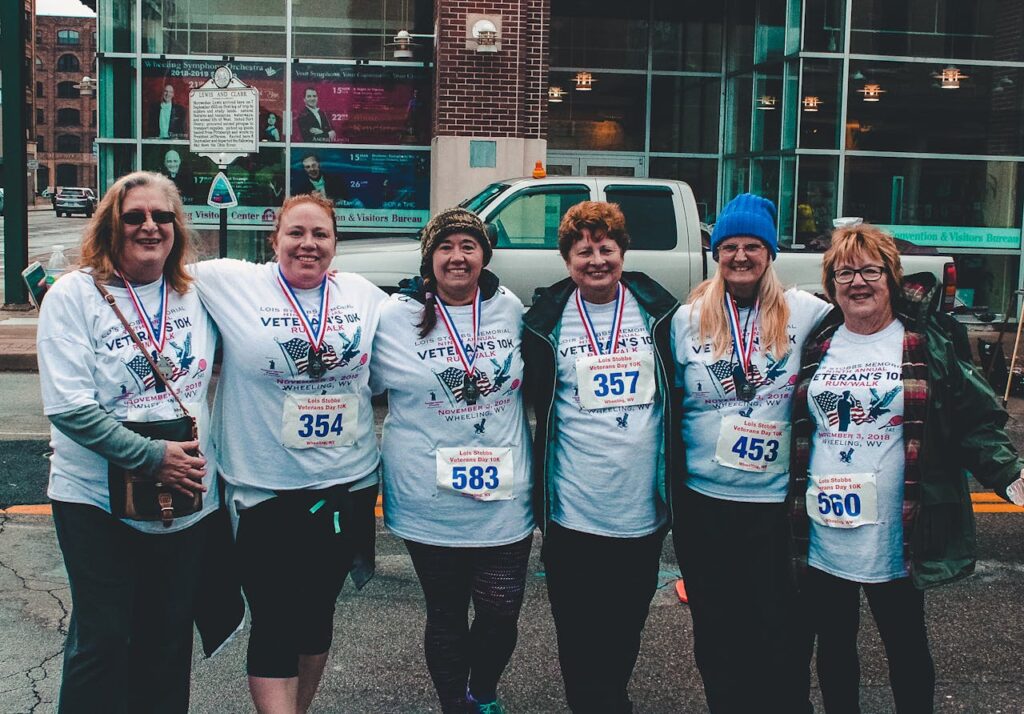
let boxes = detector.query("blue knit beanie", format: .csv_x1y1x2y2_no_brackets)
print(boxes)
711,193,779,259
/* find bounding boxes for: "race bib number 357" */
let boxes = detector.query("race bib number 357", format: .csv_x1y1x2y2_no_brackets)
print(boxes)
281,394,358,449
575,352,656,411
714,415,790,473
806,472,878,529
435,447,514,501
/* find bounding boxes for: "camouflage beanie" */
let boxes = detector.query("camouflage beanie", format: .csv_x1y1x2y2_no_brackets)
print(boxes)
419,207,493,277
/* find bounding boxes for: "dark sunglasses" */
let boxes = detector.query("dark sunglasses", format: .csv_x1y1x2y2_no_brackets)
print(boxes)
121,210,176,225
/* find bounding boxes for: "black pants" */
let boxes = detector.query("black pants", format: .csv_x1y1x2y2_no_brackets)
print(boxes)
405,535,533,713
543,522,664,714
235,484,377,678
52,500,210,714
806,567,935,714
673,487,810,714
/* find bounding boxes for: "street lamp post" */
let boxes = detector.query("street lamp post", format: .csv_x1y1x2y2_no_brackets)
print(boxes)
2,0,30,306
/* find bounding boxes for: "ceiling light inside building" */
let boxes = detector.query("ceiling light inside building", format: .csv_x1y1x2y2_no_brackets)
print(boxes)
802,95,822,112
757,95,777,110
934,65,969,89
574,72,594,91
548,86,566,102
858,83,885,102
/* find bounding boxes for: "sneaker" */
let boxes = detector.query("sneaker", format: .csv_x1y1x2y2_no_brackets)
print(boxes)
474,701,506,714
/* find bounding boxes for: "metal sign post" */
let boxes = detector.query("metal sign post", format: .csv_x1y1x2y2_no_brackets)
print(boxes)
189,66,259,257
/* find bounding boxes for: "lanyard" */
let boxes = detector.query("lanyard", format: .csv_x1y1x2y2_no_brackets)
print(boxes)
435,288,482,377
276,267,330,354
575,283,624,355
115,270,168,355
724,293,759,376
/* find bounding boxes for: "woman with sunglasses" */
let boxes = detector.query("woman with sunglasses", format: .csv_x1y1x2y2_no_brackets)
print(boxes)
789,224,1024,712
670,193,830,712
36,171,220,713
189,192,386,714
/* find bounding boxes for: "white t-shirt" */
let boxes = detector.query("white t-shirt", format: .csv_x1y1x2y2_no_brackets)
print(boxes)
37,270,220,533
192,260,386,490
673,289,831,502
550,290,666,537
370,288,534,547
807,320,907,583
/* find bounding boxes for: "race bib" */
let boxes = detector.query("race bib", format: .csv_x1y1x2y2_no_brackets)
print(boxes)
281,393,358,449
575,352,656,411
714,415,791,473
435,447,514,501
806,472,878,529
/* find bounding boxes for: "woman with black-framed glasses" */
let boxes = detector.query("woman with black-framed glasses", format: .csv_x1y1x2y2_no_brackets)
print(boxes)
789,222,1024,712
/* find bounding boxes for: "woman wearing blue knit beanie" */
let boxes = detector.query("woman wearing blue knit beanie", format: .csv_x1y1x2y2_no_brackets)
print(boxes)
670,193,830,712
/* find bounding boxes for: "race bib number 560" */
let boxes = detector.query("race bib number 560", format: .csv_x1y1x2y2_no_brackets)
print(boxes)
806,472,878,529
435,447,514,501
281,394,358,449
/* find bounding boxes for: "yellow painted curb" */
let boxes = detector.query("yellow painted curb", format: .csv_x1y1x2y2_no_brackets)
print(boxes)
1,504,52,516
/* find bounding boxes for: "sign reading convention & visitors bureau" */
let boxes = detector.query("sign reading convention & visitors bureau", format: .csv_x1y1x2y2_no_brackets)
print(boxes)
878,224,1021,250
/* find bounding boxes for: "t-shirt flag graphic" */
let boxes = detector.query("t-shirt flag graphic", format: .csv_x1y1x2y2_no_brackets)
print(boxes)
435,367,498,405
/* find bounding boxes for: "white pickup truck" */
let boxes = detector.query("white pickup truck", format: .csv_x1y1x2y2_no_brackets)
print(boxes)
333,176,956,308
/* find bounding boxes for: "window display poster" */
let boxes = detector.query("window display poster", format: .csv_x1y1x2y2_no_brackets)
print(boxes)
291,64,430,146
142,58,285,140
144,144,286,226
290,148,430,230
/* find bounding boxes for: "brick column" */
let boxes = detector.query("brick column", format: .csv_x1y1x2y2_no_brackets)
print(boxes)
431,0,549,211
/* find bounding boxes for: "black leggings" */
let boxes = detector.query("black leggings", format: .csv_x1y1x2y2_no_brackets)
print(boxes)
806,567,935,714
405,534,533,713
236,483,378,678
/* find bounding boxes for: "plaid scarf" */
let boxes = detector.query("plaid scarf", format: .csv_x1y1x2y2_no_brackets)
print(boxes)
789,279,932,578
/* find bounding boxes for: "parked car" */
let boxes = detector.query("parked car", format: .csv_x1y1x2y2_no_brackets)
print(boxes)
55,187,97,218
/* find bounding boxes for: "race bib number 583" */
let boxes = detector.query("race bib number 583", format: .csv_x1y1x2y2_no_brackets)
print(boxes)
281,394,358,449
435,447,514,501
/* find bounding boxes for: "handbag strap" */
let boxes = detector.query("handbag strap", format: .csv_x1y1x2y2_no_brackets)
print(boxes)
92,273,192,419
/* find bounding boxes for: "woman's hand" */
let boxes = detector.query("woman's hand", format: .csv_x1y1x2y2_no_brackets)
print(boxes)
154,440,208,496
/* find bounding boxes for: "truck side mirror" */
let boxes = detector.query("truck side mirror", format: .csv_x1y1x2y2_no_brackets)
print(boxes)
485,222,499,249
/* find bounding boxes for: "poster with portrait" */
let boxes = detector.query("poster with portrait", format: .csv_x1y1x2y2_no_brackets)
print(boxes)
290,148,430,231
141,58,286,140
291,64,431,146
143,144,286,226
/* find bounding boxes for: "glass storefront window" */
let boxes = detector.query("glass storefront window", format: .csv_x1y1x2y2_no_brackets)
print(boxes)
847,62,1024,156
803,0,845,53
752,65,782,152
851,0,1024,62
751,157,780,210
97,143,136,191
778,155,797,245
726,0,755,72
141,0,286,56
293,0,431,61
99,0,135,53
650,76,720,154
795,155,839,246
551,0,649,70
194,228,274,261
649,157,719,222
652,2,723,72
800,58,842,150
548,72,647,152
723,73,752,155
98,58,136,139
754,0,786,65
722,158,750,208
781,60,799,149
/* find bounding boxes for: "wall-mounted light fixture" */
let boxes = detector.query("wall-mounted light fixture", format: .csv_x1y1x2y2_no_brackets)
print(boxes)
802,96,822,112
466,14,501,53
548,86,566,103
389,30,418,59
756,95,777,110
858,83,885,102
574,71,595,91
934,65,969,89
74,75,97,97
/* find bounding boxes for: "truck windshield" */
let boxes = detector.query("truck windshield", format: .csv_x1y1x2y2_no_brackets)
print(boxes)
459,183,509,214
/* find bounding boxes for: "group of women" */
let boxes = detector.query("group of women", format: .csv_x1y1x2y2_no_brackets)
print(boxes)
36,171,1024,714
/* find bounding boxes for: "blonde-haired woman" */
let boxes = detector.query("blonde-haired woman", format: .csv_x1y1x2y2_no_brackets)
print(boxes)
671,193,830,713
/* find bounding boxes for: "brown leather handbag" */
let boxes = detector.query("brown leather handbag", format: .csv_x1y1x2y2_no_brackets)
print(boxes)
95,277,202,527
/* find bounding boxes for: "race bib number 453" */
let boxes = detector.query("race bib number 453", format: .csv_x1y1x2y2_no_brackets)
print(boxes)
714,415,790,473
281,394,358,449
575,352,656,411
435,447,514,501
806,472,878,529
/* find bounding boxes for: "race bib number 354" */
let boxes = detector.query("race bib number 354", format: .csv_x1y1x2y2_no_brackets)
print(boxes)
714,415,790,473
281,394,358,449
435,447,514,501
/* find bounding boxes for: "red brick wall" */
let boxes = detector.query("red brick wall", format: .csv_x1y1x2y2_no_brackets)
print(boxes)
434,0,549,139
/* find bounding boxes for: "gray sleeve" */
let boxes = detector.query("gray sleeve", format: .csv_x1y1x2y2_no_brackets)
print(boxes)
48,403,166,476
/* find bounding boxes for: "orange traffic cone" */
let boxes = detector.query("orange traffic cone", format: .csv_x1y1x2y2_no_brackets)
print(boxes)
675,578,689,604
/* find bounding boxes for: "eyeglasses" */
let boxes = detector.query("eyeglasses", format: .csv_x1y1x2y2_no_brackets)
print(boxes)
122,210,176,225
833,265,885,284
717,242,766,256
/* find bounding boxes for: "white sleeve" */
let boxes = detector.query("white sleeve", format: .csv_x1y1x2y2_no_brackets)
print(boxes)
37,280,101,415
670,305,693,387
791,289,833,330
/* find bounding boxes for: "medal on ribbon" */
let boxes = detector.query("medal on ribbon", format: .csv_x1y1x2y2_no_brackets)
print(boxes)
276,267,331,380
724,294,759,401
115,271,174,381
575,283,625,357
435,289,483,405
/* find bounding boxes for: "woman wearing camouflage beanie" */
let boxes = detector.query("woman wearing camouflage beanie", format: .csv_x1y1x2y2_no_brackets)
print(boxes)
371,207,533,714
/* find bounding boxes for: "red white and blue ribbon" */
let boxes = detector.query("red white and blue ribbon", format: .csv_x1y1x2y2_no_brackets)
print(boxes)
724,293,759,376
575,283,624,355
115,270,168,356
276,266,330,354
435,288,482,377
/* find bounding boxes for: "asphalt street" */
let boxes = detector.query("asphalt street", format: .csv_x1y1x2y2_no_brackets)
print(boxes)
0,209,88,304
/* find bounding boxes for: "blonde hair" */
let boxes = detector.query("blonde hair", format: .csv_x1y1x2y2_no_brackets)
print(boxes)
688,264,792,359
79,171,194,293
822,224,903,307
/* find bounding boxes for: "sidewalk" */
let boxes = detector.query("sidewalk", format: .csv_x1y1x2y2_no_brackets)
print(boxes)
0,307,40,372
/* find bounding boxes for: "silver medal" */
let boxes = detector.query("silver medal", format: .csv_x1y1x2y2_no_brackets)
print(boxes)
157,354,175,380
463,373,480,405
308,348,326,380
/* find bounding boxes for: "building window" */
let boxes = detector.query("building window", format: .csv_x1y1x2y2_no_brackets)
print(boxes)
57,30,81,45
56,134,82,153
57,81,81,99
36,109,45,124
36,81,44,97
57,108,82,127
57,54,81,73
36,135,45,152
